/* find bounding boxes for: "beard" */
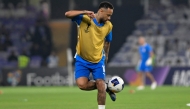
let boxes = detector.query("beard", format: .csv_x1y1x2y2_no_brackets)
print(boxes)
100,18,107,23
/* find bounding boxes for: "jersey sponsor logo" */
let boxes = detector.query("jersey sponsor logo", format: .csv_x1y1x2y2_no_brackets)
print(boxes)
84,24,90,33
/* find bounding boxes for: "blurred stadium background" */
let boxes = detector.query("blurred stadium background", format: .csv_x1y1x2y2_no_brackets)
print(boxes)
0,0,190,109
0,0,190,87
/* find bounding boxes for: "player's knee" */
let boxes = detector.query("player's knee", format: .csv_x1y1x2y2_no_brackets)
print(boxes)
79,86,86,90
76,77,88,90
76,81,88,90
96,80,105,92
77,83,87,90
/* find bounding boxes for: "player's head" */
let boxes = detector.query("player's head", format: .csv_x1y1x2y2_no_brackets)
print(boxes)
97,1,114,23
138,36,146,45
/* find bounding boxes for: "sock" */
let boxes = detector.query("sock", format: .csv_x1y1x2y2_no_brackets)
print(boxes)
98,105,105,109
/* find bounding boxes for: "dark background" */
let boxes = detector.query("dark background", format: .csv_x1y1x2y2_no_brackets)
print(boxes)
58,0,144,61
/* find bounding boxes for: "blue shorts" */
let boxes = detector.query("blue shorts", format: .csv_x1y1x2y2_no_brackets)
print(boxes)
75,55,106,80
137,61,153,72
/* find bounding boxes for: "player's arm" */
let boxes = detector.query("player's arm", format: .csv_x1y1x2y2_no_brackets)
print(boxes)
104,41,111,64
146,46,154,66
104,31,112,64
150,51,154,58
65,10,95,19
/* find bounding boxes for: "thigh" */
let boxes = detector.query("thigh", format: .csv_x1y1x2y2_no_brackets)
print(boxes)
92,64,106,80
75,61,90,80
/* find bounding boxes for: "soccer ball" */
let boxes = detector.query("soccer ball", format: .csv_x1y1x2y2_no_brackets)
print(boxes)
108,76,124,93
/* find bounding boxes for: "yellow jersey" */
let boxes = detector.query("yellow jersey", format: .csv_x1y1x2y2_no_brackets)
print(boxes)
72,14,113,63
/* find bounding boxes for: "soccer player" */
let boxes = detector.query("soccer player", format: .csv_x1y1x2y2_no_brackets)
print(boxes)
137,36,157,90
65,1,115,109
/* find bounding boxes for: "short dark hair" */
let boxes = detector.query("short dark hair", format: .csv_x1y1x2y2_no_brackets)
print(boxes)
99,1,114,9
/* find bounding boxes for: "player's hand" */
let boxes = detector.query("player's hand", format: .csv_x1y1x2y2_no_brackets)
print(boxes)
146,58,152,66
84,10,95,19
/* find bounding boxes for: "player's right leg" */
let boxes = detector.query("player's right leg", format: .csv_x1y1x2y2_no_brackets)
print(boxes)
75,61,97,91
137,72,145,90
137,62,145,90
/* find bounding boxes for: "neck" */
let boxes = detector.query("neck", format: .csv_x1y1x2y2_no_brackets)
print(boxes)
142,43,146,46
95,13,101,23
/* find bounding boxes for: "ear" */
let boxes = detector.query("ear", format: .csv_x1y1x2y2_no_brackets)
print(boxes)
99,8,104,12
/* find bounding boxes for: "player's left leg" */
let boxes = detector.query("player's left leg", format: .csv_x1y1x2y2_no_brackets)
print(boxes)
145,66,157,90
92,65,115,109
137,62,145,90
96,79,106,109
92,68,106,109
137,72,145,90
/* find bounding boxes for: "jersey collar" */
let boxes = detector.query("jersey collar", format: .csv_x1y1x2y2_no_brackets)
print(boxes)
141,43,147,47
93,18,104,27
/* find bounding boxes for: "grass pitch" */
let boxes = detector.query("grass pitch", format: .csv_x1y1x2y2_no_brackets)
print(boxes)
0,86,189,109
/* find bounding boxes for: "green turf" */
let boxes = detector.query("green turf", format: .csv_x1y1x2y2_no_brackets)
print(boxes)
0,86,189,109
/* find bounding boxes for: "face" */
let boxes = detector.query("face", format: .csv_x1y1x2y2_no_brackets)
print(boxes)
99,8,113,23
138,37,145,45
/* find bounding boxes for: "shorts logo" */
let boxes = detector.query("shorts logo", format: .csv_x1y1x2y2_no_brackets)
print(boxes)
102,65,105,73
111,78,119,86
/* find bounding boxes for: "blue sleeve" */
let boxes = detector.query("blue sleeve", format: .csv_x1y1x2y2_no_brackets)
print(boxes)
105,31,112,42
147,44,153,52
72,14,83,25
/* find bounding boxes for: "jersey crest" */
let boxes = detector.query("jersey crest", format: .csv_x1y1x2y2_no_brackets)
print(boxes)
84,23,91,33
